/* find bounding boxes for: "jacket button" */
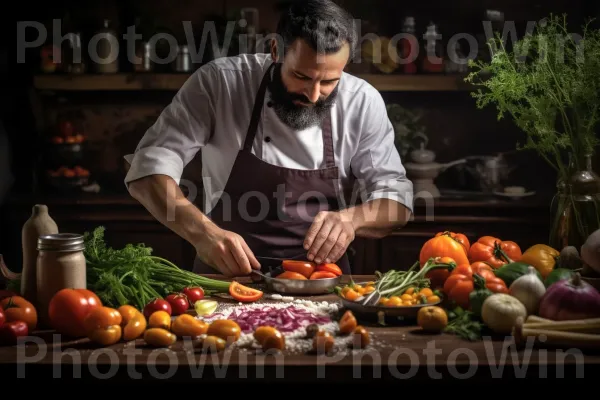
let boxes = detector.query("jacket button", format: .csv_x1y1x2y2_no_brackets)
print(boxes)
265,136,271,142
267,101,273,107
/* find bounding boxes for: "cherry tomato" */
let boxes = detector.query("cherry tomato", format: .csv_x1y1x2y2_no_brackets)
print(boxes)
276,271,307,280
83,307,122,334
0,296,38,331
88,325,122,346
254,326,285,352
182,287,204,306
0,306,5,327
165,293,189,315
47,289,102,338
315,263,342,276
199,335,227,352
118,305,147,341
352,326,370,349
171,314,208,337
281,260,316,279
144,328,176,347
148,310,171,330
312,330,334,354
143,298,172,319
309,271,337,280
339,310,357,334
207,319,241,343
0,321,28,345
229,281,263,302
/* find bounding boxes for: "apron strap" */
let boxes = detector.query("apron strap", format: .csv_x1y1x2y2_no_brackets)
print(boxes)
321,113,335,169
243,63,274,152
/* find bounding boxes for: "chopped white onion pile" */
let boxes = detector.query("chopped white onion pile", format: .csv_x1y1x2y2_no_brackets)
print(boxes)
207,304,332,333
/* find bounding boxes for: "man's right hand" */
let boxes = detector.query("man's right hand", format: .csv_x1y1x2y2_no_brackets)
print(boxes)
195,224,260,277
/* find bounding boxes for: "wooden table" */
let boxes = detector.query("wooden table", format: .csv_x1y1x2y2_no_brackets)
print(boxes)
1,275,598,385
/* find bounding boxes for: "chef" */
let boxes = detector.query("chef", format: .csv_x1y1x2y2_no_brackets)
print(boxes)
124,0,414,277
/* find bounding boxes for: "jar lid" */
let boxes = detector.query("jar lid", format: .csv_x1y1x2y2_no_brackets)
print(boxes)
37,233,84,252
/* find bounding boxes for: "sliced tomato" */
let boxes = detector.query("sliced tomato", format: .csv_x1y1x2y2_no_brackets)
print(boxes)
315,263,342,276
282,260,316,279
276,271,308,280
309,271,337,280
229,281,263,302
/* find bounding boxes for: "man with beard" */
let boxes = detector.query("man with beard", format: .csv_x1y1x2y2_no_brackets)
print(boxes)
124,0,414,277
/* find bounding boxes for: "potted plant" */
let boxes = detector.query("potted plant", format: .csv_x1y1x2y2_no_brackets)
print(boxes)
465,14,600,251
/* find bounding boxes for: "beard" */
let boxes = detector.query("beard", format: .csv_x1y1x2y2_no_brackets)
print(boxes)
267,63,338,130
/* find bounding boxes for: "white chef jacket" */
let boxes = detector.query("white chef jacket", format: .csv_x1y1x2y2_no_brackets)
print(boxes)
124,53,414,215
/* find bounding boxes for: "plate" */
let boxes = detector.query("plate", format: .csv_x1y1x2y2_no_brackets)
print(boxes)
339,296,441,323
493,190,536,199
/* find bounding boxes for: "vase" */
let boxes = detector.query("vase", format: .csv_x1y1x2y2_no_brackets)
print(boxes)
549,154,600,251
21,204,59,307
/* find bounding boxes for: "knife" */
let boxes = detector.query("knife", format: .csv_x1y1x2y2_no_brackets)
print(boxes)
255,253,307,264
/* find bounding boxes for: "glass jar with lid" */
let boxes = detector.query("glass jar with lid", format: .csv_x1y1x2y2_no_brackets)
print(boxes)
36,233,87,327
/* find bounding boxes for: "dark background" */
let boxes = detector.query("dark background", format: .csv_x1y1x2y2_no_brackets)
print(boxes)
2,0,599,275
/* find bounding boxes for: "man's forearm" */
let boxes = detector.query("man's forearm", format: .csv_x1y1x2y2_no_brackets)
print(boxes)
128,174,213,246
344,198,411,239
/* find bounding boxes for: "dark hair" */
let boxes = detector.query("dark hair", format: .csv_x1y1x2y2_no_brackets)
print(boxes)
276,0,357,61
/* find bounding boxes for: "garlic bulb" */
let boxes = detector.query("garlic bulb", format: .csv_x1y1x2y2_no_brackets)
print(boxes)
509,266,546,314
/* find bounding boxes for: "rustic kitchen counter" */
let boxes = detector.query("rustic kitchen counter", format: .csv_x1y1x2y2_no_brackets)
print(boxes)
0,275,597,385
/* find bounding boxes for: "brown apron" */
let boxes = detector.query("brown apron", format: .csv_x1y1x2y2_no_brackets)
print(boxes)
193,62,351,275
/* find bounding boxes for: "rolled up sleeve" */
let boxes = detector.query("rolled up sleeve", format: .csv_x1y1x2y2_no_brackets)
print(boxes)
350,92,414,213
124,63,218,186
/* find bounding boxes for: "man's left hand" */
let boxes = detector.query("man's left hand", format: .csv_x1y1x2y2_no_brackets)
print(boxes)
304,210,355,265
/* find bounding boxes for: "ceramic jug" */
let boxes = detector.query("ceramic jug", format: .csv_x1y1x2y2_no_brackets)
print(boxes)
21,204,59,306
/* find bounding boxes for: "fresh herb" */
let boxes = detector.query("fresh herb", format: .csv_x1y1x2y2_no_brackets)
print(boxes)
444,306,484,341
465,14,600,181
84,226,231,310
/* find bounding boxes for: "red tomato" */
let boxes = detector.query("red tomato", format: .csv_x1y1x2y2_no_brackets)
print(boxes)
182,287,204,306
143,298,172,319
0,306,5,326
0,321,28,345
48,289,102,338
443,274,473,309
276,271,307,280
282,260,316,279
315,263,342,276
309,271,337,279
229,281,263,302
0,296,38,331
165,294,188,315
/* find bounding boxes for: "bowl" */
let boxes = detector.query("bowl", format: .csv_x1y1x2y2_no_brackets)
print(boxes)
257,270,342,295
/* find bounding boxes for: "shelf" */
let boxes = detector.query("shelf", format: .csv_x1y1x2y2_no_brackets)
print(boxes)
32,72,472,92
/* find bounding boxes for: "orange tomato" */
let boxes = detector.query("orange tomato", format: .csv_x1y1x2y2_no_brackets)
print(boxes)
351,326,370,348
276,271,308,280
435,231,470,253
0,296,37,331
312,330,334,354
144,328,176,347
171,314,208,337
338,310,357,334
343,289,361,301
83,307,122,334
315,263,342,276
229,281,263,302
281,260,316,279
148,310,171,330
254,326,285,352
309,271,337,280
88,325,122,346
468,236,522,268
417,306,448,333
118,305,147,341
420,234,469,267
207,319,241,343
